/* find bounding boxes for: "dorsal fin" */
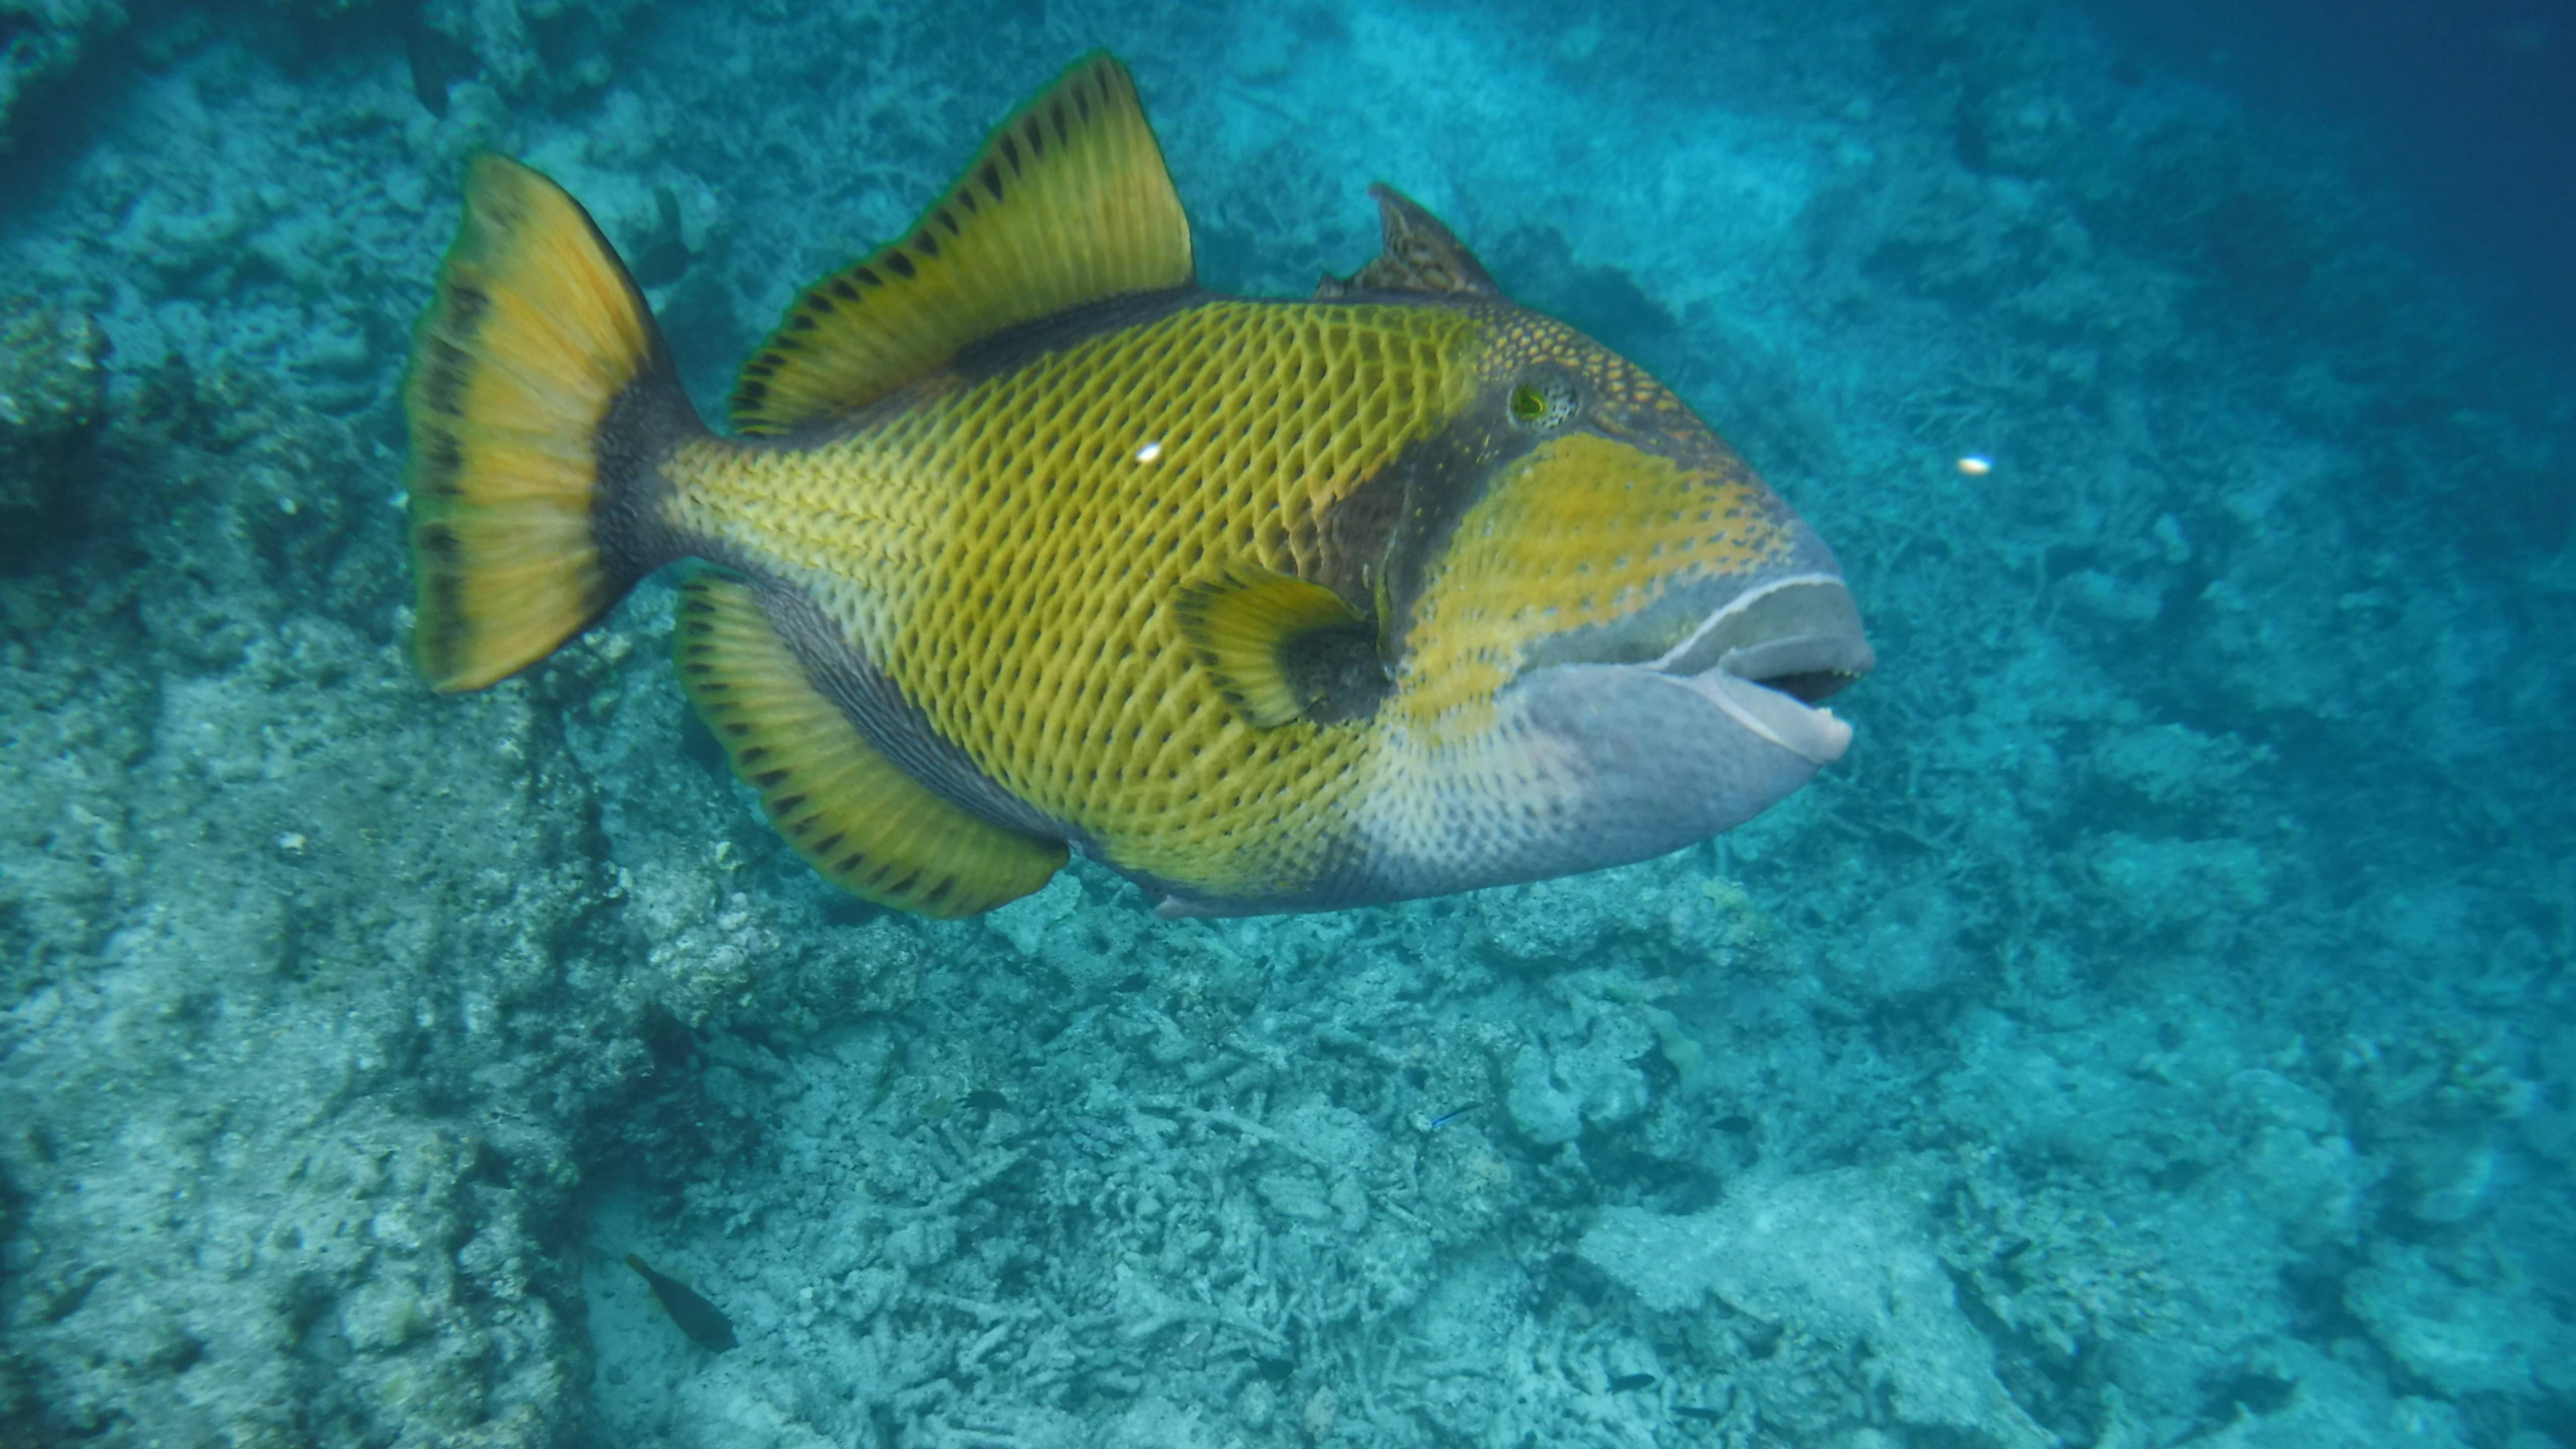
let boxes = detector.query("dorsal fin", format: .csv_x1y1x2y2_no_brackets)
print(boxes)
1314,183,1498,300
730,52,1193,436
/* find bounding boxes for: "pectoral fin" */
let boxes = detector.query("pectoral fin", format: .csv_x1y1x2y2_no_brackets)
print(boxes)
1172,567,1385,728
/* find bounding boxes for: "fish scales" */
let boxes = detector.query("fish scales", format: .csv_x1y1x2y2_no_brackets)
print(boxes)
403,51,1874,918
669,298,1474,896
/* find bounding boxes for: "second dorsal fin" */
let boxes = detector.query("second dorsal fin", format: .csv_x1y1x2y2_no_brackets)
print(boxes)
1315,183,1498,300
730,52,1194,436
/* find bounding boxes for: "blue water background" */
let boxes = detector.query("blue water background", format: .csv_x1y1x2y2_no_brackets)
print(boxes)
0,0,2568,1444
2075,0,2576,362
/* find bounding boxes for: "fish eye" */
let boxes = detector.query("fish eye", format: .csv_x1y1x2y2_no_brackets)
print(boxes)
1507,377,1576,430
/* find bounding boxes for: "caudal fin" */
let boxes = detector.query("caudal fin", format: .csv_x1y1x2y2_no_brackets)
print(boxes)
405,152,700,692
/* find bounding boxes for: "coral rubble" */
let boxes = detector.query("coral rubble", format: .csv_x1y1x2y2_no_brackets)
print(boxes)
0,0,2568,1445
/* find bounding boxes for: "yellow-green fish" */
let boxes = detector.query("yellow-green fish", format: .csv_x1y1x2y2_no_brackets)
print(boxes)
404,53,1872,919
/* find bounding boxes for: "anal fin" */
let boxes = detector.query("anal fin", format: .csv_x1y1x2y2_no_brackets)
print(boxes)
675,575,1066,919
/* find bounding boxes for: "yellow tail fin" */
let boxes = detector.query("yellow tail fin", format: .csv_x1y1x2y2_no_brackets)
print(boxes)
405,152,699,692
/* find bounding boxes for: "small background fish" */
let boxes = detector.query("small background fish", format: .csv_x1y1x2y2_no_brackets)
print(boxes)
624,1254,737,1353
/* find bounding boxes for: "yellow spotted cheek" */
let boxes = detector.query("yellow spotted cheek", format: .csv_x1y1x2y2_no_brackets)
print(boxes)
1398,433,1786,737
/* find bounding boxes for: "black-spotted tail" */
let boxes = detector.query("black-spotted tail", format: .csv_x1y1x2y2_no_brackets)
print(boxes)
405,153,701,692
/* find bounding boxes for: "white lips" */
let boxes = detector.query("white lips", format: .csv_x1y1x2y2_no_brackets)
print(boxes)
1648,572,1849,672
1666,667,1855,766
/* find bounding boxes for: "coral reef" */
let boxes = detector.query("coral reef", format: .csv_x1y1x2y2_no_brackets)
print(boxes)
1583,1165,2056,1447
0,0,119,147
0,0,2569,1444
0,295,106,519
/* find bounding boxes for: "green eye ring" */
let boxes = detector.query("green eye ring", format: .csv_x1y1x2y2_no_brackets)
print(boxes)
1506,376,1576,429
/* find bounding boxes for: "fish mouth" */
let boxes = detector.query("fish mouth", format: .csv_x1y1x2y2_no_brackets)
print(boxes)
1651,575,1875,767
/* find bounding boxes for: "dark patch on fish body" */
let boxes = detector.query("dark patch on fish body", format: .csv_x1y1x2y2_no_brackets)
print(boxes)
941,286,1209,393
1343,310,1543,653
1276,613,1389,725
589,340,695,590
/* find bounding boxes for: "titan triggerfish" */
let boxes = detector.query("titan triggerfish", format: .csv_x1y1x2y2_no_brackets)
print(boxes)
404,52,1873,918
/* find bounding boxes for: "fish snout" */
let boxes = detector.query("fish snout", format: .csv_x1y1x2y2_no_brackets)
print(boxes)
1330,571,1874,907
1684,666,1856,768
1489,571,1872,874
1653,574,1874,768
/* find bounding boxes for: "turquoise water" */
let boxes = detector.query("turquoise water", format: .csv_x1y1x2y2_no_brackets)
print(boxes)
2,1,2569,1445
